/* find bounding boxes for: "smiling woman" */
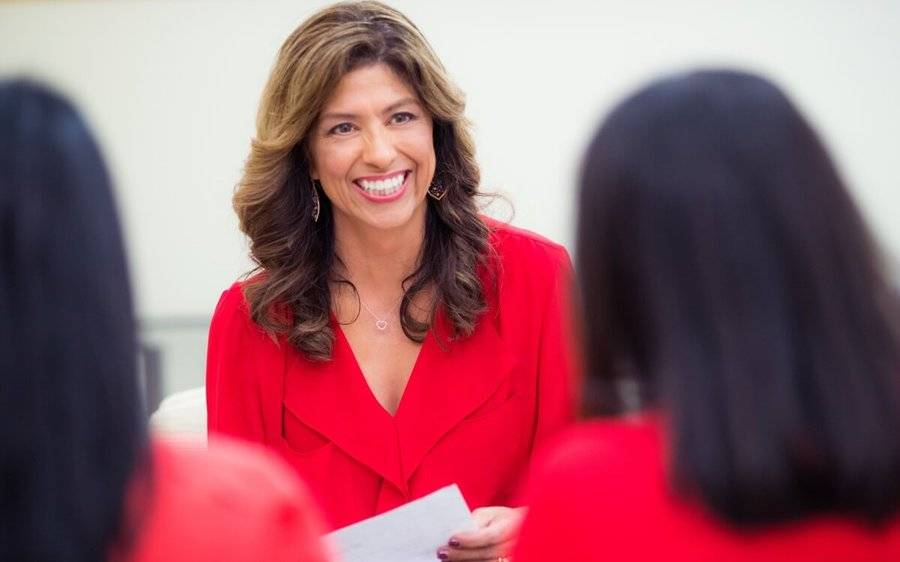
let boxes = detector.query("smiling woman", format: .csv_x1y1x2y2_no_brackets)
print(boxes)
206,3,579,560
309,64,436,236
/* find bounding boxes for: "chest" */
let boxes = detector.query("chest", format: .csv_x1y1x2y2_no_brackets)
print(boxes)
273,283,549,528
338,318,423,415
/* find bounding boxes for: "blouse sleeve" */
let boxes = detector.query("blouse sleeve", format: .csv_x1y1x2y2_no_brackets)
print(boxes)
531,247,581,448
206,284,270,442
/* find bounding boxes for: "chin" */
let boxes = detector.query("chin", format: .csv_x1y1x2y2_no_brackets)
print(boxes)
365,213,417,232
364,201,426,232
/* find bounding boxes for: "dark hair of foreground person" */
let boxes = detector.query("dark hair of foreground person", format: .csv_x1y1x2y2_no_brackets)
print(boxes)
578,69,900,526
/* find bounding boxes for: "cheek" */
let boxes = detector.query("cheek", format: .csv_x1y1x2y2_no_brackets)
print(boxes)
310,154,353,206
312,145,357,189
407,129,436,170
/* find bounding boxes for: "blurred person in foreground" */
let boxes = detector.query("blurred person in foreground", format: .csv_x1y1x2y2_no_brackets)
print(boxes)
0,80,331,562
514,70,900,561
206,3,577,559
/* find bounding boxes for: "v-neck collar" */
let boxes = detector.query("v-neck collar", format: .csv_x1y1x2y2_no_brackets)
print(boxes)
282,308,517,492
331,314,428,419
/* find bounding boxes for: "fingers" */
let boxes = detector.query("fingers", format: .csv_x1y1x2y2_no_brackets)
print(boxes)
450,518,506,548
472,506,502,528
436,539,514,561
438,506,524,561
450,507,522,548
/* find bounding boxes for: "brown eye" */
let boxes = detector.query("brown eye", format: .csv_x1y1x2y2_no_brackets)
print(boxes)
390,112,415,125
329,122,355,135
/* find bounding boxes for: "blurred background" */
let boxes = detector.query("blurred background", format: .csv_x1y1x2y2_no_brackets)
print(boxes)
1,0,898,411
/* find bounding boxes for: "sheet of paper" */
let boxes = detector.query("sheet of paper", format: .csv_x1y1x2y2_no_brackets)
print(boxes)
326,484,477,562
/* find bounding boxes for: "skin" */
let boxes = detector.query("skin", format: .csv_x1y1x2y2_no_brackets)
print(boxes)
308,63,522,561
309,62,434,416
440,506,525,562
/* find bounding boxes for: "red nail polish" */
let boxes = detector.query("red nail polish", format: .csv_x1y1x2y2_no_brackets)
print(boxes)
448,539,460,548
437,550,449,560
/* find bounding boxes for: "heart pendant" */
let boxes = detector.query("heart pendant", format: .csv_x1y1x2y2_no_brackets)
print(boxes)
375,319,388,331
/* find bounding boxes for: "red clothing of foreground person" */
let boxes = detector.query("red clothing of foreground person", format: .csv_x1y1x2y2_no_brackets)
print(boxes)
127,438,330,562
207,221,578,530
514,419,900,562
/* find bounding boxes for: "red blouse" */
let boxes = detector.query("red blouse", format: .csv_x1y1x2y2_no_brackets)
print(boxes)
514,418,900,562
206,221,578,530
127,438,330,562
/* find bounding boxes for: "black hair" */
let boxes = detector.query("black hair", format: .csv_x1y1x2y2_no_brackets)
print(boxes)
0,80,148,561
578,69,900,526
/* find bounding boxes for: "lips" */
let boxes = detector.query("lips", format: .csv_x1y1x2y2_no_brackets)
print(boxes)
353,171,409,202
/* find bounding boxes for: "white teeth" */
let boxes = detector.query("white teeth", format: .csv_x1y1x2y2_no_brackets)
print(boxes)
358,173,405,196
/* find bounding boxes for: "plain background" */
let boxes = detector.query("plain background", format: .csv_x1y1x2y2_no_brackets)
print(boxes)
1,0,898,325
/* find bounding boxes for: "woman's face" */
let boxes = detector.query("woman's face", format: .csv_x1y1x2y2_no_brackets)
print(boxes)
309,63,436,234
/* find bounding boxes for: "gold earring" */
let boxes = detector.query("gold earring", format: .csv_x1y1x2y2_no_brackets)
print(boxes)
311,179,321,222
427,179,447,201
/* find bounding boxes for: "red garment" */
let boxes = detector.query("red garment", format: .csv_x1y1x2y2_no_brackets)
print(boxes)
514,419,900,562
207,221,578,530
127,438,331,562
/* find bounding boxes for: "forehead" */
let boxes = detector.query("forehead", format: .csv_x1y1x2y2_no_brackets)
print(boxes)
321,63,420,113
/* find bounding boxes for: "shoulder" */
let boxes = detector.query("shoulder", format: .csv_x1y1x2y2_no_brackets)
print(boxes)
481,218,572,306
209,281,250,329
528,417,662,492
213,280,253,318
208,279,274,346
136,438,329,562
514,418,663,561
484,217,570,272
521,417,666,529
153,437,306,505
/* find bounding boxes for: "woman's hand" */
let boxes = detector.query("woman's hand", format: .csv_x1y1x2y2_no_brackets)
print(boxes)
436,506,525,561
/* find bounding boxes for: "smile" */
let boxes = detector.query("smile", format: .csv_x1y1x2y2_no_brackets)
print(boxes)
353,171,409,202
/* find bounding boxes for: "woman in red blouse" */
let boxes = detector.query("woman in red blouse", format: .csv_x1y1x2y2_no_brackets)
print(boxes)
206,2,577,560
0,81,331,562
514,70,900,561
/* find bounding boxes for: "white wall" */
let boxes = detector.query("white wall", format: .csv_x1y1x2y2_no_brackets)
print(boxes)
2,0,899,321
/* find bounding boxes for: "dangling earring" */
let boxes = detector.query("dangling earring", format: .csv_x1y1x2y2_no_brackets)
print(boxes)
427,178,447,201
311,178,321,223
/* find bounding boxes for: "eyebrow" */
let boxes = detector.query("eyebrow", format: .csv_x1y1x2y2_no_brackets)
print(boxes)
384,97,420,113
319,97,422,123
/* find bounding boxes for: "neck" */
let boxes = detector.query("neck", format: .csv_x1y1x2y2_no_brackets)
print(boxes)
332,211,426,296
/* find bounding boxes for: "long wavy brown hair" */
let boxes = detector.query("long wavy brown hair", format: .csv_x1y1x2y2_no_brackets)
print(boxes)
233,1,491,361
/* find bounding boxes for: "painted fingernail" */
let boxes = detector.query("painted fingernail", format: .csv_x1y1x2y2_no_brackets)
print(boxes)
448,539,460,548
437,550,449,560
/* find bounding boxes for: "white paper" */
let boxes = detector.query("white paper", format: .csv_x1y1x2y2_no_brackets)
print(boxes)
326,484,477,562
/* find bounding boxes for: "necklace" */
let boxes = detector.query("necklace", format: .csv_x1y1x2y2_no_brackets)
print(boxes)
333,263,406,331
358,293,403,332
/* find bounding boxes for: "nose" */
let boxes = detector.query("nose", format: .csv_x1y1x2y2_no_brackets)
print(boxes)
361,127,397,170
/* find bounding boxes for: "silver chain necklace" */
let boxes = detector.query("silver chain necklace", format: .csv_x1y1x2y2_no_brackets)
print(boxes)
358,293,403,331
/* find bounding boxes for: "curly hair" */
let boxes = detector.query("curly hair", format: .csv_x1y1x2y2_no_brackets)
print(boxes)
233,1,490,360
